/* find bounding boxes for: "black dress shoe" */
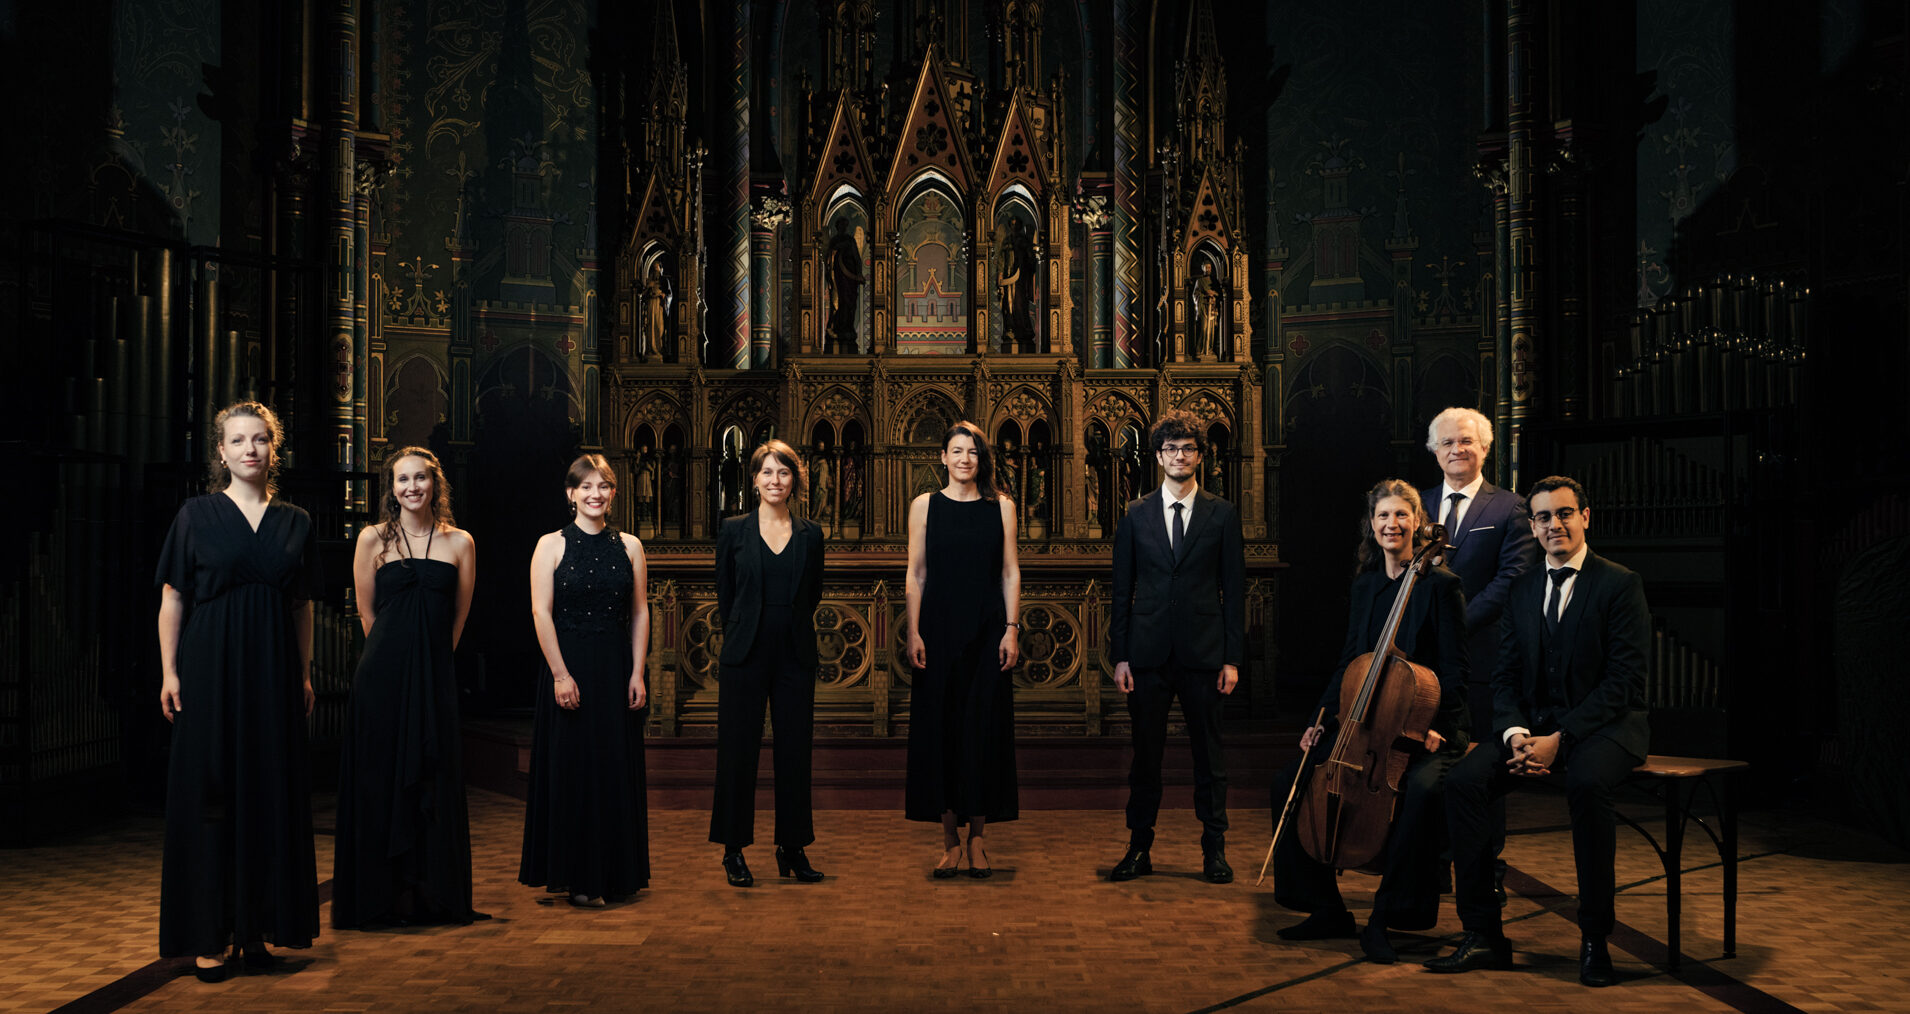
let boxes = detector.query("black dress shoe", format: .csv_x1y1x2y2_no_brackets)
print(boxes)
1276,910,1357,941
1579,935,1616,987
722,851,755,888
1108,847,1152,882
1202,850,1234,884
776,846,825,883
1423,932,1512,973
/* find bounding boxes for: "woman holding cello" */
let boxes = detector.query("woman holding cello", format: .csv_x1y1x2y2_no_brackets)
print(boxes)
1269,479,1470,963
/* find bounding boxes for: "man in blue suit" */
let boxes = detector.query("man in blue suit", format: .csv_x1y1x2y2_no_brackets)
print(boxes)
1423,407,1538,901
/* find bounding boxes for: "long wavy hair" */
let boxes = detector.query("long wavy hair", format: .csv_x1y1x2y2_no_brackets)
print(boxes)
1353,478,1430,575
206,400,286,496
377,446,455,561
748,438,809,513
942,420,999,501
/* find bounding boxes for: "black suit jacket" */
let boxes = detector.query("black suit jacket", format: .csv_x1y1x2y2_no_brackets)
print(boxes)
1491,549,1651,760
1320,565,1471,748
1423,480,1538,676
714,512,825,669
1108,488,1247,671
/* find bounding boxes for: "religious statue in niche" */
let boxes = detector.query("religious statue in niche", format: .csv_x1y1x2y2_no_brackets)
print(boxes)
1118,438,1147,507
997,218,1038,352
1084,427,1109,530
1028,456,1047,516
633,449,657,525
813,454,835,522
1206,447,1227,498
998,436,1021,502
641,260,673,361
1190,260,1224,360
1085,460,1103,528
719,432,745,514
840,447,862,523
662,443,684,529
825,219,864,353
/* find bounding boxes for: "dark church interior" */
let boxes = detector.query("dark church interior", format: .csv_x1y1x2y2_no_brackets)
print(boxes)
4,0,1908,1009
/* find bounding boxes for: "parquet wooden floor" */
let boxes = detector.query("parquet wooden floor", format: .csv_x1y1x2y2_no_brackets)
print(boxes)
3,787,1907,1013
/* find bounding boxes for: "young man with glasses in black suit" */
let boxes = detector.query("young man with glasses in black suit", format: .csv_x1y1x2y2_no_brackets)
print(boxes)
1106,411,1247,885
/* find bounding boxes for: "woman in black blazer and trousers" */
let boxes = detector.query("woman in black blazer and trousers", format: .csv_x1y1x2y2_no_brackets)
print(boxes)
710,439,827,887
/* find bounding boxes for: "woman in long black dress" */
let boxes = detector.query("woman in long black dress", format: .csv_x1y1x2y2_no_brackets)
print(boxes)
334,446,480,928
904,421,1022,878
155,401,319,981
1270,479,1470,963
519,454,652,907
710,439,827,887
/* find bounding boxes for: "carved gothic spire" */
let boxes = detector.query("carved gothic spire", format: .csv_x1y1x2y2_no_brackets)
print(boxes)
819,0,879,94
1177,0,1228,166
640,0,689,173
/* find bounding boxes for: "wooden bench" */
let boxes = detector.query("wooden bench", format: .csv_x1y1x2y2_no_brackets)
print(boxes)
1618,753,1749,971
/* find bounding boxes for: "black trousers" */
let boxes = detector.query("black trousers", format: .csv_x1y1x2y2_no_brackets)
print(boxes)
1465,679,1508,861
708,649,816,850
1125,664,1227,848
1271,731,1458,931
1447,733,1639,937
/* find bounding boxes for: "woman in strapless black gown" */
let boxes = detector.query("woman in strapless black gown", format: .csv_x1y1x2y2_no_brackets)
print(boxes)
334,446,481,928
155,401,319,982
904,421,1022,879
519,454,653,907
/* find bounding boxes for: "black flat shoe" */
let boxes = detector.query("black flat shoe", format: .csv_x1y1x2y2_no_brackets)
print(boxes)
1423,932,1512,973
240,944,282,971
723,851,755,888
192,954,230,983
1579,935,1616,987
776,846,825,882
1276,910,1357,941
1359,922,1398,964
1108,847,1152,882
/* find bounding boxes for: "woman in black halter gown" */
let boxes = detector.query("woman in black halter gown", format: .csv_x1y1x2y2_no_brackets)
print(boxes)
334,446,482,928
519,454,653,907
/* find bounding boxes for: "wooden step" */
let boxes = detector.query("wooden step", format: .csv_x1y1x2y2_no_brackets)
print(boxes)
462,718,1295,809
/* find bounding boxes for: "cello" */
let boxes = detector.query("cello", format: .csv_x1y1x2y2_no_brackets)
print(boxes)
1287,522,1450,873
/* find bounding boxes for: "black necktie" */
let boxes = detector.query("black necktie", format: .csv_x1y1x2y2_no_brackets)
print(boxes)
1546,567,1577,632
1170,501,1185,558
1445,492,1467,546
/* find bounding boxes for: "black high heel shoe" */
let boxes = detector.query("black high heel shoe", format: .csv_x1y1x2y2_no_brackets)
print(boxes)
967,836,992,879
723,851,755,888
933,845,964,879
775,846,825,882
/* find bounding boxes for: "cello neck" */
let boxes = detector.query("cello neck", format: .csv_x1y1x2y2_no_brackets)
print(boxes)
1348,524,1449,722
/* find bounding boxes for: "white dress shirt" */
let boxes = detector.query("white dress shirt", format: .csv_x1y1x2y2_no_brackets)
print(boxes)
1161,482,1198,546
1503,542,1591,745
1438,474,1487,533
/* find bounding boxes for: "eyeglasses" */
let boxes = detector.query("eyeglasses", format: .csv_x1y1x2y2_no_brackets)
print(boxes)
1157,444,1201,458
1530,507,1581,525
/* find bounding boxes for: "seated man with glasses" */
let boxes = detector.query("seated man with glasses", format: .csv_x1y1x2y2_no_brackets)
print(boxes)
1424,475,1651,988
